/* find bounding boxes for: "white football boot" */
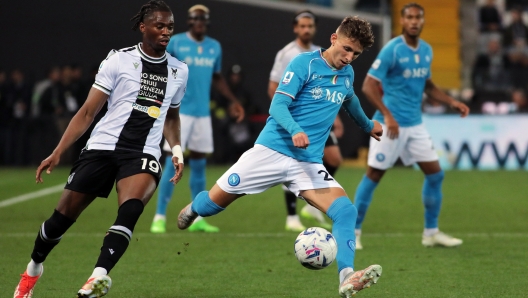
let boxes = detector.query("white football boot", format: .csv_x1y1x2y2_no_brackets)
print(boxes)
339,265,382,297
355,230,363,250
77,275,112,297
285,215,306,232
422,231,463,247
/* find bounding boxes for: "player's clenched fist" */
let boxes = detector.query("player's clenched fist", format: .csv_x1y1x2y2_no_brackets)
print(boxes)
369,120,383,141
292,132,310,149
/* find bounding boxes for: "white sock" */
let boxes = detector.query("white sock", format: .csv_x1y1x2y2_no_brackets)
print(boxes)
90,267,108,278
153,214,166,221
339,267,354,284
355,229,362,236
423,228,439,237
286,215,301,223
26,260,42,277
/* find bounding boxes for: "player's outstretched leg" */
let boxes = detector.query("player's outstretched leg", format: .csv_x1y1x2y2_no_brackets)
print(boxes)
188,158,219,232
300,161,336,230
151,156,175,234
77,199,144,297
420,170,462,247
283,186,306,232
353,175,379,250
178,190,225,230
325,197,382,297
14,210,75,298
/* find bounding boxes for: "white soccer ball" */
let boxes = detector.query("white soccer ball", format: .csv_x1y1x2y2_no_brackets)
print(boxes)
294,227,338,270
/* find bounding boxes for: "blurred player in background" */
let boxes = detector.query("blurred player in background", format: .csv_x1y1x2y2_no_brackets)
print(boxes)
269,10,342,232
353,3,470,250
150,4,244,234
13,1,187,297
178,16,384,297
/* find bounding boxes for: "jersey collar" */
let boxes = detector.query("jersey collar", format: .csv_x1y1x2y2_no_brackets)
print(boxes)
137,43,167,63
400,35,420,51
319,49,338,71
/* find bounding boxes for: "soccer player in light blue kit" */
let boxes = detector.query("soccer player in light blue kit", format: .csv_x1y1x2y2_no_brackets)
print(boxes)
150,4,244,233
353,3,470,250
178,16,384,297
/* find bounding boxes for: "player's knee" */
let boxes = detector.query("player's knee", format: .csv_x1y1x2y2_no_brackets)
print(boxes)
366,167,385,182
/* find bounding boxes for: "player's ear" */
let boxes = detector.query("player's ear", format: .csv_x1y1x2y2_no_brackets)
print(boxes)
330,33,337,46
139,22,146,34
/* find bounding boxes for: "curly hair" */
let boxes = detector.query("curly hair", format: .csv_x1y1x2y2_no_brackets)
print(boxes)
130,0,172,31
337,16,375,49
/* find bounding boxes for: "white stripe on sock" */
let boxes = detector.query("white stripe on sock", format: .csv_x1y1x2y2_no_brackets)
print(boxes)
109,225,132,239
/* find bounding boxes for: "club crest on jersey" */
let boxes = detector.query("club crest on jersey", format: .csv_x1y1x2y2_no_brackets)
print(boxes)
345,78,351,90
133,62,139,69
132,103,161,118
227,173,240,186
171,68,178,79
311,86,323,99
282,71,294,85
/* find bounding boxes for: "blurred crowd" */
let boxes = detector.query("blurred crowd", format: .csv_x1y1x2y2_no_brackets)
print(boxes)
474,0,528,114
0,64,265,167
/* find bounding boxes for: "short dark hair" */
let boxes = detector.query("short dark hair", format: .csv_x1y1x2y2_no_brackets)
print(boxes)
293,10,318,25
400,2,425,16
337,16,375,49
130,0,172,31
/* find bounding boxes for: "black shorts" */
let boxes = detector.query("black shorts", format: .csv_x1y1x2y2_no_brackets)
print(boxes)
325,131,339,147
64,149,162,198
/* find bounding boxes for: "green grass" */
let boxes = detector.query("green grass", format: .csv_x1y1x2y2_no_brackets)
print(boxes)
1,166,527,297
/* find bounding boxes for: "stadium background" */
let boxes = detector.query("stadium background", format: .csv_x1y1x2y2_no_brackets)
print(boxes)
1,1,527,297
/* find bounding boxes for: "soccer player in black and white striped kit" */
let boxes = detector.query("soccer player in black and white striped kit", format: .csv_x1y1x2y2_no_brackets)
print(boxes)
13,1,187,297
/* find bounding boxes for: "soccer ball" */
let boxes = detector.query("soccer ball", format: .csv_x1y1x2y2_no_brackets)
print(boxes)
294,227,337,270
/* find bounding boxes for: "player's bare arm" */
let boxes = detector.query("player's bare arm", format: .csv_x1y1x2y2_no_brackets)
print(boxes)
36,87,108,183
163,106,184,184
333,115,344,138
212,73,245,122
362,75,399,139
424,79,470,117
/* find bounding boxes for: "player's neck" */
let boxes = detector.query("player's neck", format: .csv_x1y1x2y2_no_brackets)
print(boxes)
189,31,205,42
402,34,419,48
321,50,337,69
140,42,165,58
296,38,312,50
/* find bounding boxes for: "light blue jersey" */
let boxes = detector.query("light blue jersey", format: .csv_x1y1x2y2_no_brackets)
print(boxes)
256,49,370,163
368,35,433,127
167,32,222,117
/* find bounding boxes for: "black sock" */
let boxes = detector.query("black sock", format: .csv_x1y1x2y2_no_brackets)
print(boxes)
284,191,297,216
94,199,144,273
323,161,339,177
31,209,75,263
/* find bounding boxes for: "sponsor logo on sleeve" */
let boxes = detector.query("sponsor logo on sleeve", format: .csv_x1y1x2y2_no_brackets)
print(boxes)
282,71,294,84
371,59,381,70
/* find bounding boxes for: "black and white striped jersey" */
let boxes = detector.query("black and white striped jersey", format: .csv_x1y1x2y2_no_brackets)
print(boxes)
88,43,188,160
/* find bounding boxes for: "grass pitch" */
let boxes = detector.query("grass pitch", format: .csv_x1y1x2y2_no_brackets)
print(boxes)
0,166,526,297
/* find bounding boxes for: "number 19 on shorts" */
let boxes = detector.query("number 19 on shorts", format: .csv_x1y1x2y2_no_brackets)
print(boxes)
141,158,160,173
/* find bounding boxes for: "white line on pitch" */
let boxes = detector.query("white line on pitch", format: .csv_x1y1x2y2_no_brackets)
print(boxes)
0,232,526,238
0,184,64,208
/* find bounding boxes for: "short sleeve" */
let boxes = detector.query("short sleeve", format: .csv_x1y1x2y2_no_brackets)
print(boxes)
214,43,222,74
171,67,188,108
275,55,308,100
93,50,119,95
367,44,394,82
269,50,287,83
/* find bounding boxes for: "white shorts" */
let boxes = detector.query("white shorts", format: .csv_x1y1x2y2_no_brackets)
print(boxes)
163,114,213,154
217,145,343,196
368,123,438,170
